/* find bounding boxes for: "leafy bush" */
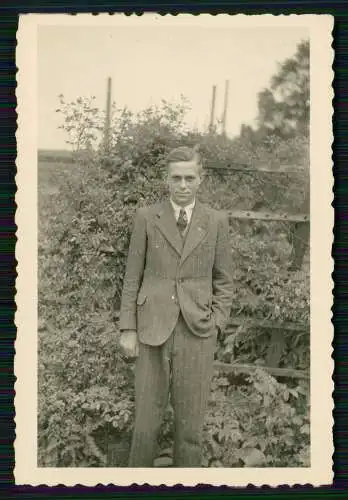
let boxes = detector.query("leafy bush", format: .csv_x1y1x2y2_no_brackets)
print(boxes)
203,370,310,467
38,97,309,467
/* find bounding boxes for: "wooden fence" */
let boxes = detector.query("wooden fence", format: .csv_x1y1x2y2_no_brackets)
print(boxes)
207,161,310,379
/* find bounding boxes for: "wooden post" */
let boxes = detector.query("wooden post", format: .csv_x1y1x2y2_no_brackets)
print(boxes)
266,329,286,368
289,190,310,271
221,79,230,136
104,77,112,152
209,85,217,133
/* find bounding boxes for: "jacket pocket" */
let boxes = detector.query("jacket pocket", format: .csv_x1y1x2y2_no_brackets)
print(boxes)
136,293,147,305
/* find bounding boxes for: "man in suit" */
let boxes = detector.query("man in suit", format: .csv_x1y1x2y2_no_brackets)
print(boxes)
119,146,233,467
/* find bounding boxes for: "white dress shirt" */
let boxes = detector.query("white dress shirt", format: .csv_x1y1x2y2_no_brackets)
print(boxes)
170,199,196,226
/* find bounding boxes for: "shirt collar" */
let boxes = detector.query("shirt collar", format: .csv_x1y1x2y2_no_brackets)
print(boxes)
170,198,196,217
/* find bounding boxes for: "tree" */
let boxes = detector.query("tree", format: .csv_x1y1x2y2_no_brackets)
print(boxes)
256,40,309,138
56,95,104,155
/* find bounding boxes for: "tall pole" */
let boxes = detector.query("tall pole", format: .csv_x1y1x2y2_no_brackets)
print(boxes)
104,77,112,152
209,85,217,133
221,79,230,136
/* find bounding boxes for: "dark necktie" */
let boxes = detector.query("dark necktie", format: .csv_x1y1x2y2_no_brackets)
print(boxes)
177,208,188,236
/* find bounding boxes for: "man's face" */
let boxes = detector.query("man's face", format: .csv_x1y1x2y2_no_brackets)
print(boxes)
166,160,202,207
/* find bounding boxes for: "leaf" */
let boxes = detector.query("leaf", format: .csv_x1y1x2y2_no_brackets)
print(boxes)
255,358,265,366
263,394,271,407
85,434,107,465
242,447,266,467
288,388,299,398
224,334,236,345
45,438,60,454
210,459,223,467
257,438,267,452
284,436,294,447
154,456,173,467
283,389,290,401
99,244,116,255
242,436,258,449
217,377,230,387
292,416,303,426
158,447,173,457
300,423,310,435
296,385,308,396
38,318,46,331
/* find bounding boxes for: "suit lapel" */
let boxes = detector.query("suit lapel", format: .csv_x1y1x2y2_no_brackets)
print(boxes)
180,201,209,264
154,201,183,256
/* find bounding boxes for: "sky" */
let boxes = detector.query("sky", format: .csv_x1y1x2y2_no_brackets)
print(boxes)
38,25,308,150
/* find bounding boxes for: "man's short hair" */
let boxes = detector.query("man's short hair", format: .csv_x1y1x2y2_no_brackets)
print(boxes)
166,146,202,170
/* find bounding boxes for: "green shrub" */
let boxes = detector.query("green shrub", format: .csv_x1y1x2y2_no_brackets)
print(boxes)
38,97,309,467
203,369,310,467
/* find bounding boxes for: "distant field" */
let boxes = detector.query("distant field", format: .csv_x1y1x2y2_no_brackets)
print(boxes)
38,149,74,164
38,159,76,196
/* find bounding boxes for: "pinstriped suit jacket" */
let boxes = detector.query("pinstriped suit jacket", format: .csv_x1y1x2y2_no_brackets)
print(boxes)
119,199,234,346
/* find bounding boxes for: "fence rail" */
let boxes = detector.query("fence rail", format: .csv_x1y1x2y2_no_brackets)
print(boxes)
206,161,305,175
214,361,309,380
227,315,308,332
228,210,309,223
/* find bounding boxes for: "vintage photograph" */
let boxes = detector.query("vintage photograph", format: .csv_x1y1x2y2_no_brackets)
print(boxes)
15,14,333,486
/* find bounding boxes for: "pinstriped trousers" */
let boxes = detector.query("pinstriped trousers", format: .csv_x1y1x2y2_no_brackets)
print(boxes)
128,313,216,467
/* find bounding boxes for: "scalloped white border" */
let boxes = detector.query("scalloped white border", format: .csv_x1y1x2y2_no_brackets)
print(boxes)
14,13,334,487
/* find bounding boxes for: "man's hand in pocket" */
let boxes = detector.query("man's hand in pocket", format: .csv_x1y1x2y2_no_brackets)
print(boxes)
119,330,139,359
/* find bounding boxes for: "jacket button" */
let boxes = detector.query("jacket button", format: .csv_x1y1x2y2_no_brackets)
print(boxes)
171,295,175,300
